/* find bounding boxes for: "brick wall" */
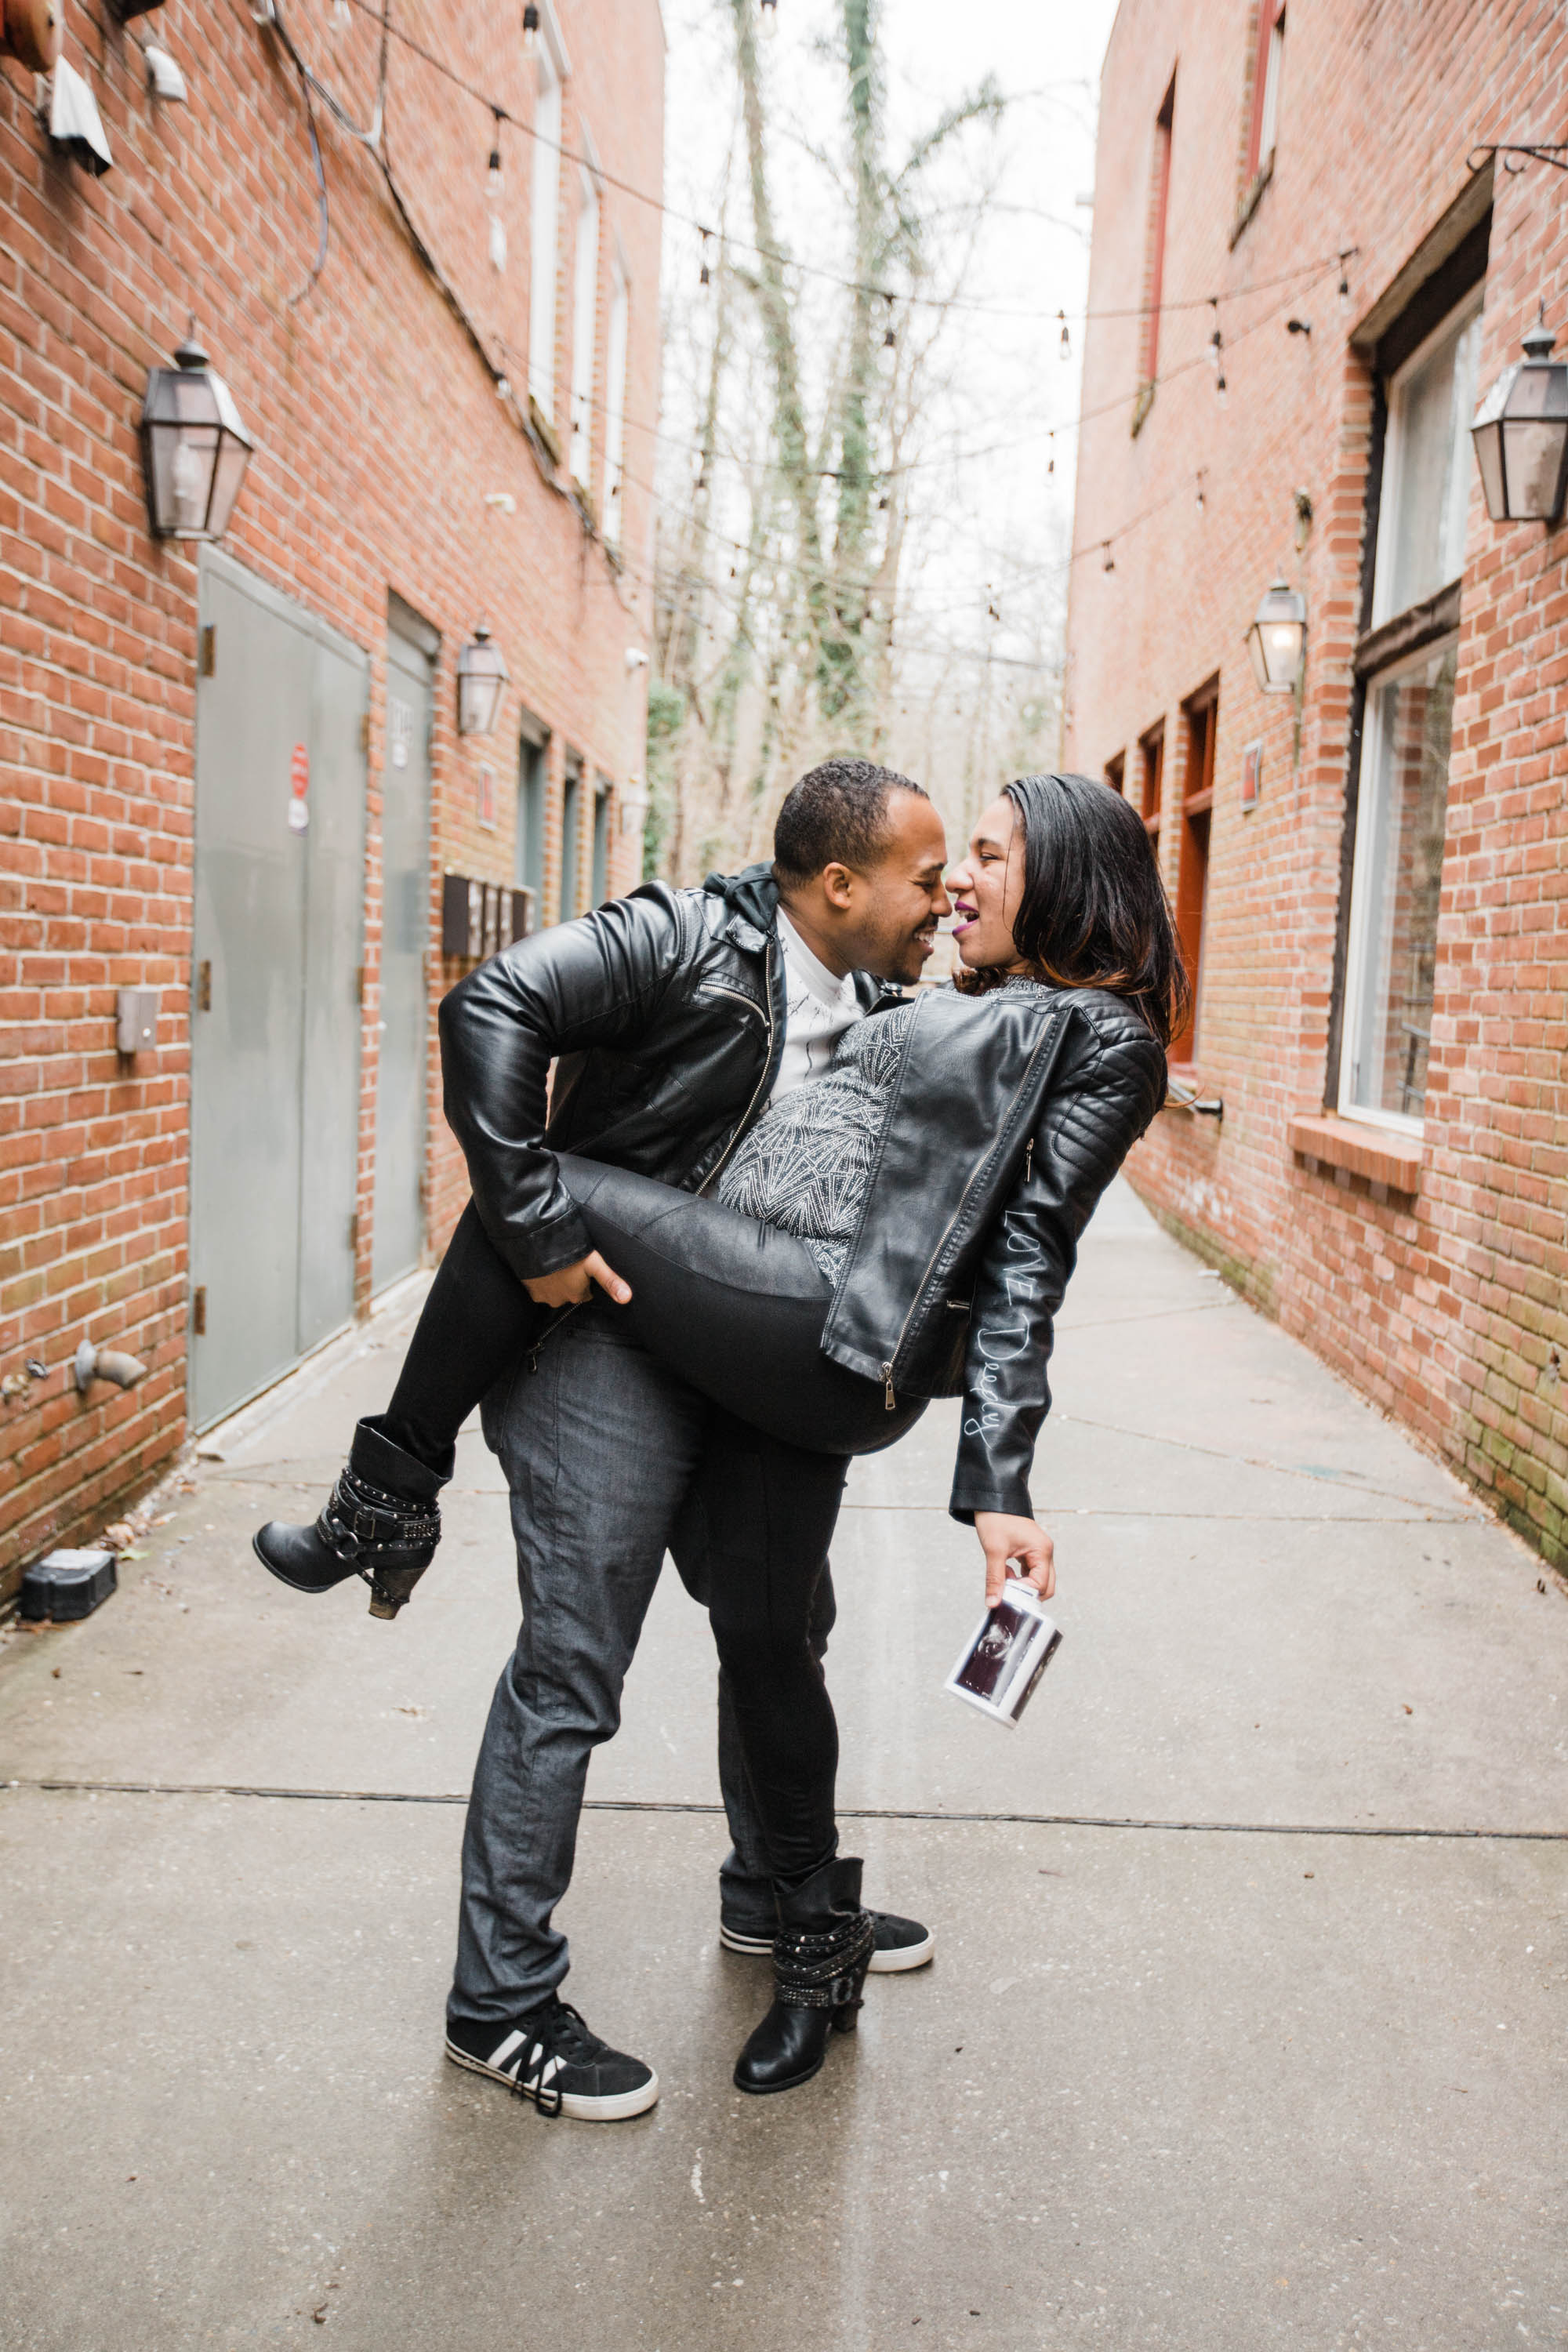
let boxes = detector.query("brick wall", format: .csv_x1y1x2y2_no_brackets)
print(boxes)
0,1,664,1593
1067,0,1568,1567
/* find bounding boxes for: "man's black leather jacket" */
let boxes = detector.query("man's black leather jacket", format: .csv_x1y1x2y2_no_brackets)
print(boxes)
439,866,897,1276
439,871,1164,1525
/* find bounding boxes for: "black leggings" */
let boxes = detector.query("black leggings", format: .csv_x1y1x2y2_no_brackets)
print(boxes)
383,1161,928,1886
384,1157,927,1474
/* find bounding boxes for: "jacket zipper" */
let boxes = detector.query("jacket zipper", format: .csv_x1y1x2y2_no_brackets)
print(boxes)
879,1020,1058,1402
699,980,768,1027
696,939,777,1196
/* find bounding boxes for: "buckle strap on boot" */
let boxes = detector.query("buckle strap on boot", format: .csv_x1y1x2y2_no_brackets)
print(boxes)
772,1911,876,2009
316,1467,441,1564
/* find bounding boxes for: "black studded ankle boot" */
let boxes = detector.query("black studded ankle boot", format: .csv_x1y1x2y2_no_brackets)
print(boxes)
732,1855,874,2096
252,1416,448,1619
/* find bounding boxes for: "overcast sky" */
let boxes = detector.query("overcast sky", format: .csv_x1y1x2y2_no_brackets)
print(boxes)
658,0,1121,696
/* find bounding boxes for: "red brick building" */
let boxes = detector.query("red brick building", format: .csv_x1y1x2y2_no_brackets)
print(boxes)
1067,0,1568,1568
1,1,664,1594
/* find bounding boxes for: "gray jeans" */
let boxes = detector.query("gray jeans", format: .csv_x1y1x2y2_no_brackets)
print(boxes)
448,1305,835,2027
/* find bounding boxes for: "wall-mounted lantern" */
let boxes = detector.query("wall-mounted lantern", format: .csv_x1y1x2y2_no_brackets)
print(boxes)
0,0,61,71
140,332,256,539
1470,313,1568,524
456,622,509,737
1244,575,1306,694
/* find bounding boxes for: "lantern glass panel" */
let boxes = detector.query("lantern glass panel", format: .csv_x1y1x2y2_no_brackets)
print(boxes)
1471,415,1507,521
458,673,495,735
1503,418,1565,517
206,433,252,539
146,419,219,535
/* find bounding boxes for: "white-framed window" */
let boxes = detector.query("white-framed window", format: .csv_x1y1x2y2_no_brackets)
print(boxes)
602,260,629,543
528,48,563,421
1258,5,1284,167
568,166,600,489
1338,634,1457,1131
1246,0,1285,180
1371,291,1484,627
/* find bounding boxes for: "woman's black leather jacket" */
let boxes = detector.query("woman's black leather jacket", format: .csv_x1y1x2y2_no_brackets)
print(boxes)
440,872,1165,1526
818,983,1166,1522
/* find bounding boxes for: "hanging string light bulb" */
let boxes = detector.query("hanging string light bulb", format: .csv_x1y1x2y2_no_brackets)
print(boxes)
699,227,713,288
1195,468,1207,514
1058,310,1071,361
879,291,897,372
522,3,541,56
330,0,351,36
1338,247,1352,315
760,0,779,37
1102,542,1115,572
487,112,506,272
1207,301,1228,403
1047,430,1055,477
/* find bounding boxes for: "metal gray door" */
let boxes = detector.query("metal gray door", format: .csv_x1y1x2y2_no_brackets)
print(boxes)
189,550,367,1431
372,619,434,1292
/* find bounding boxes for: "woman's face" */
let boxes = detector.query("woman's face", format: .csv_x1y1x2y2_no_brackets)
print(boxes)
948,795,1030,972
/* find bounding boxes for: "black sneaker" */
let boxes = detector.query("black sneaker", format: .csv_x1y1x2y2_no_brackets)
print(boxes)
445,1995,659,2122
720,1907,935,1973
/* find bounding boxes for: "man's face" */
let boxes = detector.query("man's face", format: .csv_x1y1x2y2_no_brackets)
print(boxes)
837,792,953,984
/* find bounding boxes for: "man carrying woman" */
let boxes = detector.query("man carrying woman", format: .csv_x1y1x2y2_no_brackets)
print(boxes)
256,759,1182,2118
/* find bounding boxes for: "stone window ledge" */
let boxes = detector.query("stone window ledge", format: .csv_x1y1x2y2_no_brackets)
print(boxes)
1289,1113,1422,1194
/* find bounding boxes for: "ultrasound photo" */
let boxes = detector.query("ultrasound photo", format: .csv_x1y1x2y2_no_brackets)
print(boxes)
945,1581,1063,1727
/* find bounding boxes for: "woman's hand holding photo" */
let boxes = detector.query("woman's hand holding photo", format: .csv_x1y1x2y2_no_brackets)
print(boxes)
974,1511,1056,1605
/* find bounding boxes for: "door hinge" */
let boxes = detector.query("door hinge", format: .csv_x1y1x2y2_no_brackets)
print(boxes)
355,964,366,1007
199,624,216,677
349,1211,360,1253
195,960,212,1012
360,712,372,754
192,1285,207,1336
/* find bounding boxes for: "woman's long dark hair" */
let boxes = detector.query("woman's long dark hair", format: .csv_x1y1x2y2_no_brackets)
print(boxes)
954,771,1189,1047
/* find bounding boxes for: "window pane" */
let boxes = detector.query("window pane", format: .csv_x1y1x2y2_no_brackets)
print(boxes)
1377,306,1482,622
1343,643,1456,1120
570,174,599,488
528,63,562,421
1258,13,1284,162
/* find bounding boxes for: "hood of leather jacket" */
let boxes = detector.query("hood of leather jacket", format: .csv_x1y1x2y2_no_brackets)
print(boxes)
701,863,779,953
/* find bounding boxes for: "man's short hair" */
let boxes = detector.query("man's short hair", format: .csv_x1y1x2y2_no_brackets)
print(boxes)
772,757,927,883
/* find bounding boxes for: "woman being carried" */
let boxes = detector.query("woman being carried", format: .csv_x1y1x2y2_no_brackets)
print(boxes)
256,771,1184,2092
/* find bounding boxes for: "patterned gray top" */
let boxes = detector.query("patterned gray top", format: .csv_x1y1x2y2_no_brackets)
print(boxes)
718,977,1058,1287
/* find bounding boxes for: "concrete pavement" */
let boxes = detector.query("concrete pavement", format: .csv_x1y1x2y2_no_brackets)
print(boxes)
3,1181,1566,2350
